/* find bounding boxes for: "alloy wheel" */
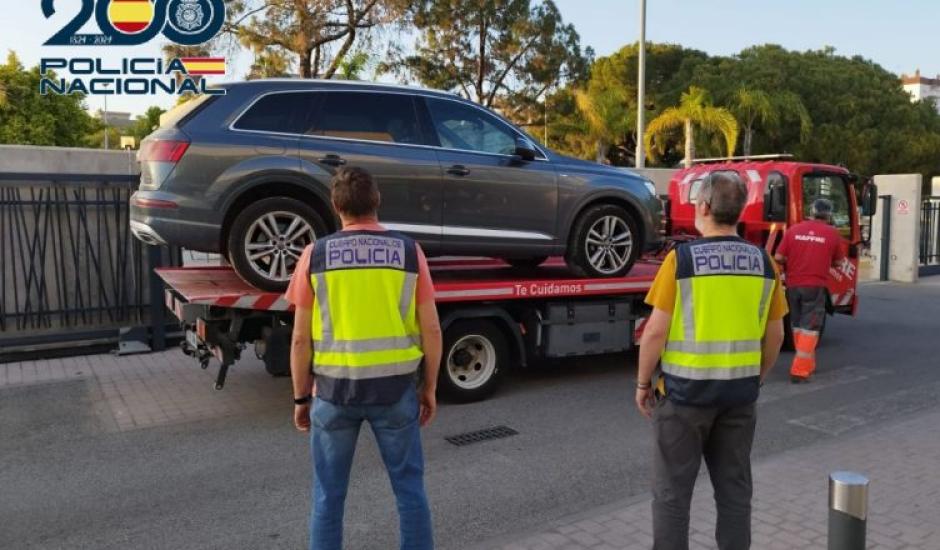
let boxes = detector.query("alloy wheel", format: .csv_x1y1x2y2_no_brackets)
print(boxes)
243,211,316,282
584,215,634,275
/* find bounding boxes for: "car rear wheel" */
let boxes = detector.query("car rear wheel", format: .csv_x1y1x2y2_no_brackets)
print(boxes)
227,196,327,291
566,204,640,278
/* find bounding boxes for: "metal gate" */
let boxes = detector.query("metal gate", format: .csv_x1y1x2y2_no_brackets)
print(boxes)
921,197,940,273
0,172,177,356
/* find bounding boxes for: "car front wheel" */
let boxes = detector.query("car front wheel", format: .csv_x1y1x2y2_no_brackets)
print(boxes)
566,204,640,278
227,196,327,291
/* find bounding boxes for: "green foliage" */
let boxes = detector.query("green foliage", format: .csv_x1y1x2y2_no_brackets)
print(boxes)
644,86,739,167
131,106,166,142
0,52,96,147
227,0,407,79
393,0,587,116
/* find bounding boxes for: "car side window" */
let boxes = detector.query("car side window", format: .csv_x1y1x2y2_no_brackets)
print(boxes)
425,98,518,156
309,92,423,145
233,92,317,135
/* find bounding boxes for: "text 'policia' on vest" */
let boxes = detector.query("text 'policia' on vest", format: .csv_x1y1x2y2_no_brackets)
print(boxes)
661,237,777,407
309,230,424,404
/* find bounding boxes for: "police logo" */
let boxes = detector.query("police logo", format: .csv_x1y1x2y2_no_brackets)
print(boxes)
175,0,204,31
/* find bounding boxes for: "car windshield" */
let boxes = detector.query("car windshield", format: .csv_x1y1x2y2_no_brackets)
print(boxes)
802,174,851,238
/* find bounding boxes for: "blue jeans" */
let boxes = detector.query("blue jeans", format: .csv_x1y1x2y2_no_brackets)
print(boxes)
309,385,433,550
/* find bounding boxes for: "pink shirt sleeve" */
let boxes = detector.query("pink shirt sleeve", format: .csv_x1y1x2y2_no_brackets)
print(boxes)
414,244,435,305
284,245,314,309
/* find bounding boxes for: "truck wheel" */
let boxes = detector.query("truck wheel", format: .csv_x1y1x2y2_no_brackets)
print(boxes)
227,197,326,291
566,204,640,278
261,324,292,377
440,320,507,402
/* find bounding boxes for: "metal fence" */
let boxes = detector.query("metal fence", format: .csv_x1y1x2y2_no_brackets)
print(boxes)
922,197,940,267
0,172,175,355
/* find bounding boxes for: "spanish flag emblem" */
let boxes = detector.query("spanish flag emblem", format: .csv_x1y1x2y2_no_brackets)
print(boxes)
108,0,156,34
180,57,227,76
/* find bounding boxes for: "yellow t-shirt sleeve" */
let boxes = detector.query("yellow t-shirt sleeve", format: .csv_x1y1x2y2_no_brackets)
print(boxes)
768,259,789,321
644,251,677,314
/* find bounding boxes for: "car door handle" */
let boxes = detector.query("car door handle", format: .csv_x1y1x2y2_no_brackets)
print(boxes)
318,154,347,167
446,165,470,176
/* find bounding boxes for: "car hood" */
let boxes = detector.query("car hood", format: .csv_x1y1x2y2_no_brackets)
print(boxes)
549,154,645,181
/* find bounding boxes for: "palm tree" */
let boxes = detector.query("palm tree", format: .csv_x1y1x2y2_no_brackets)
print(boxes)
574,88,634,163
644,86,738,168
730,87,812,156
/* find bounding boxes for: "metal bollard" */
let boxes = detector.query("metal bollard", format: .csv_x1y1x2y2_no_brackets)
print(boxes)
828,471,869,550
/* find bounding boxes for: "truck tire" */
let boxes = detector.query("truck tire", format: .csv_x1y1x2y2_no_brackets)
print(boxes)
440,320,507,402
261,324,292,377
566,204,640,278
227,197,327,292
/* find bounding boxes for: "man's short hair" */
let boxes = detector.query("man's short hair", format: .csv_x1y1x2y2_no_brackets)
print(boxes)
700,171,748,226
812,198,833,219
331,167,380,218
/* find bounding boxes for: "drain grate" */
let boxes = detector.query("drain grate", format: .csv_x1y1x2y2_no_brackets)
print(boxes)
445,425,518,447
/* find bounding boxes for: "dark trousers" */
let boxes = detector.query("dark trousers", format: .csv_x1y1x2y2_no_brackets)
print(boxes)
652,399,757,550
786,286,827,331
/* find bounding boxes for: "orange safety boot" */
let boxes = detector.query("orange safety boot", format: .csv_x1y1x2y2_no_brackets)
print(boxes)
790,328,819,382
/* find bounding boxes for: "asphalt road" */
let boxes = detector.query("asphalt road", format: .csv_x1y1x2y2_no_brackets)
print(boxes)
2,277,939,550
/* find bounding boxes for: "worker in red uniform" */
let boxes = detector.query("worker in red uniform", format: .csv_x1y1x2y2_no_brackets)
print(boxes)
774,198,845,383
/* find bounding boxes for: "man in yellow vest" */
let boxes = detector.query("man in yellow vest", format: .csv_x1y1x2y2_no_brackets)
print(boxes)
636,171,787,550
285,167,442,550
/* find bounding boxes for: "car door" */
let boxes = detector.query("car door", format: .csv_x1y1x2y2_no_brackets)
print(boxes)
420,96,558,255
296,90,443,253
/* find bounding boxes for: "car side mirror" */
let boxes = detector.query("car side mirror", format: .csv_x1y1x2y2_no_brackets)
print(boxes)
514,138,538,162
763,173,787,222
861,183,878,217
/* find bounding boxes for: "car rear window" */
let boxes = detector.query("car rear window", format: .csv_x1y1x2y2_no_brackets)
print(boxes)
233,92,319,134
159,94,217,128
309,92,424,145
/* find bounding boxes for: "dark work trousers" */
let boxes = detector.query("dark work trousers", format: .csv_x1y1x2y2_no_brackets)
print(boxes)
786,286,827,331
652,399,757,550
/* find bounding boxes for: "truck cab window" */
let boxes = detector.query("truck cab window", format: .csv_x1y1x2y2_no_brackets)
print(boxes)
802,174,851,238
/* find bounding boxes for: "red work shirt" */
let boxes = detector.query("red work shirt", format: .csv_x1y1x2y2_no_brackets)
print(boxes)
776,219,845,288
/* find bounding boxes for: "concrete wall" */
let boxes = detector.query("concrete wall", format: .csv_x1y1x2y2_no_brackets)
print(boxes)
870,174,923,283
932,176,940,197
0,145,139,175
632,168,678,195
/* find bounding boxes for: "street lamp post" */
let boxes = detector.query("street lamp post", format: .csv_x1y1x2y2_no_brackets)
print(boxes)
103,94,109,150
635,0,647,168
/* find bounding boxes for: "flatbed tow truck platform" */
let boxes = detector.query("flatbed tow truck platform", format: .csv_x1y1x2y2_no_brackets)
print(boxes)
158,257,659,401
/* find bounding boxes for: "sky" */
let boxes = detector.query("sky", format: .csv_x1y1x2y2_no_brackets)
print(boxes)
1,0,938,117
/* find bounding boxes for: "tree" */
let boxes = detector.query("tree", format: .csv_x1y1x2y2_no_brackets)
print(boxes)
131,106,166,142
728,87,812,156
393,0,586,117
226,0,407,79
0,51,96,147
644,86,738,167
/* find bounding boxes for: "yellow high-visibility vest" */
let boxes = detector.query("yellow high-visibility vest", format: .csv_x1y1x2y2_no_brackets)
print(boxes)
309,230,423,387
660,237,776,405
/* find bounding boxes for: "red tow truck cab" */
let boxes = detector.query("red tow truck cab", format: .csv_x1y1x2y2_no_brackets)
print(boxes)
665,157,877,317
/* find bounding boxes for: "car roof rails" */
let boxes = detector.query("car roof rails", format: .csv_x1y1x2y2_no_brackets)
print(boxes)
692,154,795,165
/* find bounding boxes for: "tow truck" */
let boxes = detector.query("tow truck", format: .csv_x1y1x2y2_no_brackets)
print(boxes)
155,155,877,401
159,257,660,401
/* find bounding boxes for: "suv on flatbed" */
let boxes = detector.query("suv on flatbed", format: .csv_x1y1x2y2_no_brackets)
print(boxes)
130,80,664,290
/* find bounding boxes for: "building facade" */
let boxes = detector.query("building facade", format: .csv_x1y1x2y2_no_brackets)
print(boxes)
901,70,940,112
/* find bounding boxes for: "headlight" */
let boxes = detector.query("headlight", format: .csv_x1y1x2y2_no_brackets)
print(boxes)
643,181,657,196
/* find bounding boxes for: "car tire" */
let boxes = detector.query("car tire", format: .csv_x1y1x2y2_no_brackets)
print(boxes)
505,257,548,270
227,196,327,292
439,320,507,403
260,324,292,377
566,204,640,278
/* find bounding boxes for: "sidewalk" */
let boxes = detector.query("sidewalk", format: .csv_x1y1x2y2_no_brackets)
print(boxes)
487,408,940,550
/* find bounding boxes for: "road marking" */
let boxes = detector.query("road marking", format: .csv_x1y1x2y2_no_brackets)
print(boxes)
758,365,890,405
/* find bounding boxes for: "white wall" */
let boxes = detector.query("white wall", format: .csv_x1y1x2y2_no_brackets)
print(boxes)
869,174,923,283
0,145,139,175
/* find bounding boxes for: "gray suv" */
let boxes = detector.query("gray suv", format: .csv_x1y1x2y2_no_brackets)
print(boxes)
130,80,663,291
